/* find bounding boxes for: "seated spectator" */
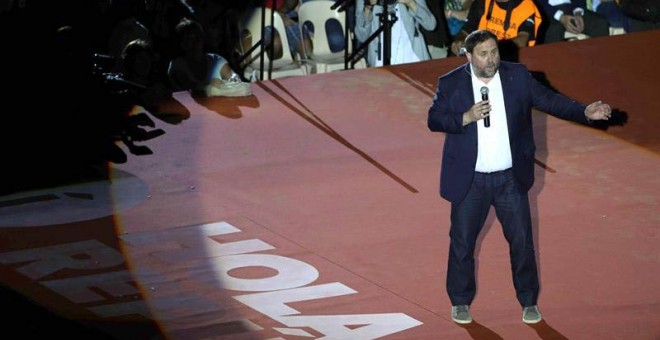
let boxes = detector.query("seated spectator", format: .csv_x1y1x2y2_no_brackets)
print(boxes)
106,38,190,125
102,39,172,153
108,17,153,62
355,0,437,67
445,0,474,38
591,0,632,31
106,0,153,60
450,0,542,57
168,18,252,97
109,39,173,108
263,0,313,60
537,0,610,43
616,0,660,31
136,0,196,67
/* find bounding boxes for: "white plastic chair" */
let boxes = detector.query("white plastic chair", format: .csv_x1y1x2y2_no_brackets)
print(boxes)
239,6,309,80
298,0,366,73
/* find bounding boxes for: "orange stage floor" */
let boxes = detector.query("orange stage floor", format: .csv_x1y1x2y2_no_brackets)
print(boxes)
1,30,659,339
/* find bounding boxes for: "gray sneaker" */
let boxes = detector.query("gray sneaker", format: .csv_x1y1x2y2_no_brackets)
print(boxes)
522,305,542,324
451,305,473,324
206,73,253,97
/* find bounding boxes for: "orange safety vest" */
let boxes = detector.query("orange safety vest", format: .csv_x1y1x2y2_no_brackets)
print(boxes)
478,0,542,46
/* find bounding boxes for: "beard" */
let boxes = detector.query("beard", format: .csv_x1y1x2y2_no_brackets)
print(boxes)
473,61,499,78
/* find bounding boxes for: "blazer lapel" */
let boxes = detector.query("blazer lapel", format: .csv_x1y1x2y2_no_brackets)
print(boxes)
460,63,479,137
499,62,517,136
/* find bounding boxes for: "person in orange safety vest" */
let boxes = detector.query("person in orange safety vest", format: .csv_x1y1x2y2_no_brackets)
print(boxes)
450,0,542,56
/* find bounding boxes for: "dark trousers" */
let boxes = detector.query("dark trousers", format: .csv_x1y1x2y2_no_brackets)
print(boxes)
542,10,610,43
446,169,539,307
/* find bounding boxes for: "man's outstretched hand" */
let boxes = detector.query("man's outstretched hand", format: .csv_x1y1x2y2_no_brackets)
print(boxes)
585,101,612,120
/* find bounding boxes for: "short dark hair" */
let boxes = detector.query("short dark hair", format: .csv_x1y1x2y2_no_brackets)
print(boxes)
121,38,155,72
121,39,152,61
464,30,498,54
175,17,203,38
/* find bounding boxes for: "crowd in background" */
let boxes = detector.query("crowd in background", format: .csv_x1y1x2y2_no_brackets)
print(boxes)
1,0,658,90
0,0,658,194
2,0,658,82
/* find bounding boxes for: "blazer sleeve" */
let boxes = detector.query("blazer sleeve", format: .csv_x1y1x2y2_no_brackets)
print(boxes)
428,72,470,134
527,70,589,125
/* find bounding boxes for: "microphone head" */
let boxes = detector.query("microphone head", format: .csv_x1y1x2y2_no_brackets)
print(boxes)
480,86,488,95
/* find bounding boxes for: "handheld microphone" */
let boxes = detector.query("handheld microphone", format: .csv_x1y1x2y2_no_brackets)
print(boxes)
480,86,490,128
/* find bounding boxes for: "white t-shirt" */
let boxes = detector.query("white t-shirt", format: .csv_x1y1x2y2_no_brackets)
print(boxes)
470,65,513,173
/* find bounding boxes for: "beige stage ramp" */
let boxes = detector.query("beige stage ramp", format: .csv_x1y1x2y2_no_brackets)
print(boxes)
1,30,659,339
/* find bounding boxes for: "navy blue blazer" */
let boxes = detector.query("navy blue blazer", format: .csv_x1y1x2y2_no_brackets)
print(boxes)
428,61,590,203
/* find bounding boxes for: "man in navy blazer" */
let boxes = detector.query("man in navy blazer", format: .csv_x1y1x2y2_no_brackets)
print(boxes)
427,30,612,324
